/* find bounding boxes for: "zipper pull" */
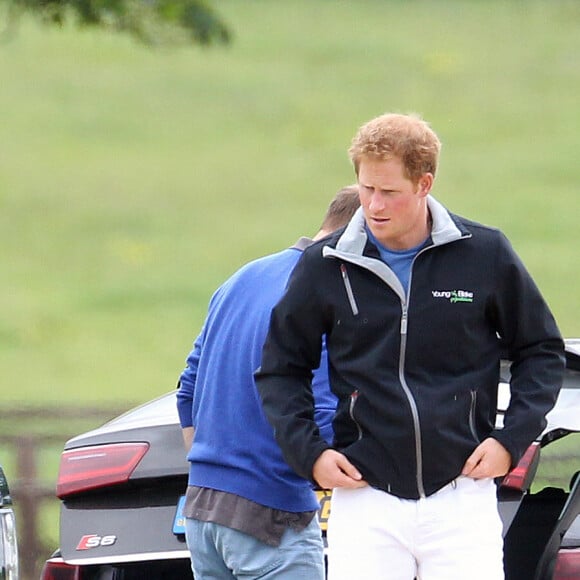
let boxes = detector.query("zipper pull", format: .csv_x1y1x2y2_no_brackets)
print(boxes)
401,308,408,335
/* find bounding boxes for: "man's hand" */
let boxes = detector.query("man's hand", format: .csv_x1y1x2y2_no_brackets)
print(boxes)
462,437,512,479
182,427,194,451
313,449,368,489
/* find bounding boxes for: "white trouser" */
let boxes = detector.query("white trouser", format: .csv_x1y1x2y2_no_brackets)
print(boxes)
327,477,504,580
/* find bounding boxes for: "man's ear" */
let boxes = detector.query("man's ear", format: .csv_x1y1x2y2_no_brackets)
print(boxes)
417,173,434,197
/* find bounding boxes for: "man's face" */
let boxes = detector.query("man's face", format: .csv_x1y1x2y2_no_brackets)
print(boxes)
358,156,431,250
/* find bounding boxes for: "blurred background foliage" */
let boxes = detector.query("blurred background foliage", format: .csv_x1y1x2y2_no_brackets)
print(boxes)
1,0,230,45
0,0,579,410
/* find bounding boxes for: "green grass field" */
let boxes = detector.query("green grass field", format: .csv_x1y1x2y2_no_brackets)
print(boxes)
2,0,579,408
1,0,579,569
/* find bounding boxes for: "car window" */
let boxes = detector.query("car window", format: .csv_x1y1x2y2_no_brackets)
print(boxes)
532,431,579,494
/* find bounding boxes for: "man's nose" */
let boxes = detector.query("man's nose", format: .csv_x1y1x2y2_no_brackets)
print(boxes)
368,191,385,212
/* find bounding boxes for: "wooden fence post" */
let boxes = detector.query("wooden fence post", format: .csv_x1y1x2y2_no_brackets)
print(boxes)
15,435,42,580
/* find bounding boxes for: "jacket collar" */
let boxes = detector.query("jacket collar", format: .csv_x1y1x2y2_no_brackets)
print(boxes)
334,195,465,256
291,237,314,251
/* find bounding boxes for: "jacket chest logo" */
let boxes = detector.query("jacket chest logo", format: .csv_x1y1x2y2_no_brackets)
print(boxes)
431,289,474,303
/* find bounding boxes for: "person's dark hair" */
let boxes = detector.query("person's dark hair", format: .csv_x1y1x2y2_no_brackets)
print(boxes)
320,185,360,231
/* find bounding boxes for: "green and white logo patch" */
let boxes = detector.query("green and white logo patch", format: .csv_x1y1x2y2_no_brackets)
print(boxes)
432,290,474,303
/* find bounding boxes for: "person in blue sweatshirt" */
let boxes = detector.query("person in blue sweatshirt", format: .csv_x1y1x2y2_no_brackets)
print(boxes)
176,185,360,580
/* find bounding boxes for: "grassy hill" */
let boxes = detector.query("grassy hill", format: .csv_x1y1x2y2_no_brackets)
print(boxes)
2,1,579,570
1,0,579,408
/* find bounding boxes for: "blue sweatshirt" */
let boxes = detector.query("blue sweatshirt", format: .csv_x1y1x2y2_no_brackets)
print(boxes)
176,240,336,512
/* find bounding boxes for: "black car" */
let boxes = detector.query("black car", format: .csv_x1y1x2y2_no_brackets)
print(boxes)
41,340,580,580
0,465,19,580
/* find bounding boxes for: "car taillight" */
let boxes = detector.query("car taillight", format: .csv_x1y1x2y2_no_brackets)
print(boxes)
40,559,83,580
501,441,541,491
56,442,149,498
553,548,580,579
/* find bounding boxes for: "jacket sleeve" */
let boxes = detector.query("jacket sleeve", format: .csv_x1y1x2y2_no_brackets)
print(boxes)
255,251,331,481
489,232,565,464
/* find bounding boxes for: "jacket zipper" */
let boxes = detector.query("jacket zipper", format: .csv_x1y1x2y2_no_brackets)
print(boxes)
398,303,426,498
340,264,359,316
349,390,363,440
399,242,446,499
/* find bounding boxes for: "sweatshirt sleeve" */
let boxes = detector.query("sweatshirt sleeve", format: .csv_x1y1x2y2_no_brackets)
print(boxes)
255,250,331,481
489,233,565,463
176,327,205,429
312,337,338,445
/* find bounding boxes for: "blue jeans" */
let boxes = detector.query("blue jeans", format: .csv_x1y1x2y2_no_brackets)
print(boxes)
185,516,325,579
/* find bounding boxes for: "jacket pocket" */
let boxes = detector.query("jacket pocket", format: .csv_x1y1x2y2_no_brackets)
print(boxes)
340,264,359,316
468,390,480,443
349,389,363,441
